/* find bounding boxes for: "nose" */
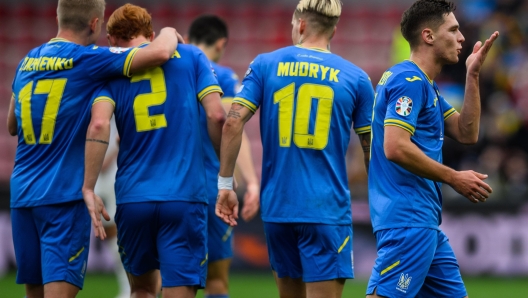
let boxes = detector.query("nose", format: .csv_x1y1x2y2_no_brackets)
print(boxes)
458,31,465,43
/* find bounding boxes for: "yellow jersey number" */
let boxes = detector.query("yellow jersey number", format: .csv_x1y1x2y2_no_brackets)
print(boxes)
273,83,334,150
18,79,67,145
131,67,167,132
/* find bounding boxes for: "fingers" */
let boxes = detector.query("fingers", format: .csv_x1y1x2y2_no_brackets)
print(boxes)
102,207,111,221
473,41,482,54
480,31,499,55
470,170,488,180
176,32,185,44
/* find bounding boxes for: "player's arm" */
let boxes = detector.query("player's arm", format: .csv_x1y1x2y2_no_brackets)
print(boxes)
358,132,371,174
201,93,226,157
128,27,183,75
444,31,499,144
217,104,254,226
82,100,115,240
7,95,17,136
222,101,260,222
384,126,492,203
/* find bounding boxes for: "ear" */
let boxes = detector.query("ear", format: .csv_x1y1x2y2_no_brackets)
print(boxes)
149,31,155,42
422,28,434,45
215,37,228,52
299,18,306,36
329,26,336,40
107,34,117,47
89,17,99,33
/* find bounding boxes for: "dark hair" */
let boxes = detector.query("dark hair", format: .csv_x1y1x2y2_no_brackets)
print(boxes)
401,0,456,48
188,15,228,46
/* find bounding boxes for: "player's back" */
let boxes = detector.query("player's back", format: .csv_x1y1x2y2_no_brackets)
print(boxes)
369,60,456,232
234,45,373,224
11,38,137,208
100,44,221,204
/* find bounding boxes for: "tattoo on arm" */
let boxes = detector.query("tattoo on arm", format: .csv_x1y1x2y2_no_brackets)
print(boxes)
86,139,109,145
227,104,244,119
359,133,371,154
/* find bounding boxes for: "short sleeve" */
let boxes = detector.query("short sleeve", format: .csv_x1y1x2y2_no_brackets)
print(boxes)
232,56,264,113
352,73,375,134
83,46,140,81
195,50,223,101
220,70,239,99
439,95,456,120
383,72,427,135
92,84,116,108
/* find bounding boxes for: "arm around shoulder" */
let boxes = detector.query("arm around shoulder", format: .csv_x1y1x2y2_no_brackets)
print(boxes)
128,27,180,75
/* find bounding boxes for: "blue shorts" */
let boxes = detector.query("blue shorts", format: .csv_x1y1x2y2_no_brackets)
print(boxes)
264,222,354,282
115,201,208,288
207,198,233,262
366,228,467,298
11,200,90,289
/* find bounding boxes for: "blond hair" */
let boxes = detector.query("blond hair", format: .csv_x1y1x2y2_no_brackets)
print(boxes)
57,0,106,33
296,0,342,18
294,0,341,37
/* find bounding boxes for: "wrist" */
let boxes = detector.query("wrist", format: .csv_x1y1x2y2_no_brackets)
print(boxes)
444,169,458,186
218,176,234,190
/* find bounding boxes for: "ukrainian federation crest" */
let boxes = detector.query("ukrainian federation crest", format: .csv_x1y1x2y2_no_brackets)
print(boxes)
395,96,413,116
396,273,412,293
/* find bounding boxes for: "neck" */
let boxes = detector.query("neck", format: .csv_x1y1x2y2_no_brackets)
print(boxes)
298,34,330,51
56,29,91,46
196,44,218,63
115,36,149,48
409,48,443,81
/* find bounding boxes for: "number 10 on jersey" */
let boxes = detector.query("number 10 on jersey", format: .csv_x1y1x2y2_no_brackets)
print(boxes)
273,83,334,150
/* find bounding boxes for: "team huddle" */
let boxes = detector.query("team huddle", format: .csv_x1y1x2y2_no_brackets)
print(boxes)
6,0,498,297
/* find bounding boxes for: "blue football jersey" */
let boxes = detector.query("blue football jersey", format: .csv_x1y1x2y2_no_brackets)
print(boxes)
234,45,374,224
94,44,222,205
10,38,140,208
199,61,239,201
368,60,457,232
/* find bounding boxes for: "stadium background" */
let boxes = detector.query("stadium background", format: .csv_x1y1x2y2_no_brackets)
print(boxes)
0,0,527,296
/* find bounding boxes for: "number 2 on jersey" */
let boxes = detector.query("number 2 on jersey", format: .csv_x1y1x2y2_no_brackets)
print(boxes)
131,67,167,132
274,83,334,150
19,79,67,145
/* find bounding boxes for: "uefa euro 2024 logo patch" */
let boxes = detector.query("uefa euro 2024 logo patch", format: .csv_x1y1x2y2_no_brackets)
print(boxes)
396,96,413,116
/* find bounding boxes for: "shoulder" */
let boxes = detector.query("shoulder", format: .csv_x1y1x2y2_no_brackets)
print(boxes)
382,67,428,90
214,64,238,82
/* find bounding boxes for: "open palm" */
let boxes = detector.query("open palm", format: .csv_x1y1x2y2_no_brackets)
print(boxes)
466,31,499,75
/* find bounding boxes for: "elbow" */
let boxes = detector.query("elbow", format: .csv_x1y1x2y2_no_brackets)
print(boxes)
88,118,110,136
208,110,226,128
459,135,478,145
8,126,16,136
384,142,405,164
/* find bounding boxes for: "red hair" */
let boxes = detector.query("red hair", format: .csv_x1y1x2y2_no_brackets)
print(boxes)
107,4,153,41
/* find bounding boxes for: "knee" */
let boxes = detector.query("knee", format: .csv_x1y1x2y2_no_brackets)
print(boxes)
205,276,229,293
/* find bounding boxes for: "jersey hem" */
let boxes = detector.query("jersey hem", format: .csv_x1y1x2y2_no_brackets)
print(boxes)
116,195,207,205
372,224,440,233
262,217,351,225
10,196,82,208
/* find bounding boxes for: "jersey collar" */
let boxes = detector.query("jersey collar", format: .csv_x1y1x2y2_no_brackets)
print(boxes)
48,38,72,44
408,60,433,85
295,45,331,53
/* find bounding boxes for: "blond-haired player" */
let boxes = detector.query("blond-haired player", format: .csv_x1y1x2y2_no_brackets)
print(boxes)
216,0,374,297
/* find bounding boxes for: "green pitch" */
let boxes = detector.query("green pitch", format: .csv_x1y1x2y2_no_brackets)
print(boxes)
0,271,527,297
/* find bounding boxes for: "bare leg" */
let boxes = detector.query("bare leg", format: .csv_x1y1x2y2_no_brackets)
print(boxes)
205,258,231,295
129,269,160,298
162,286,197,298
25,284,44,298
44,281,80,298
273,271,306,298
306,278,345,298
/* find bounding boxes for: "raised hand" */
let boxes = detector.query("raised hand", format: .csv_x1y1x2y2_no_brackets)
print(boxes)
241,183,260,222
466,31,499,75
82,189,110,240
216,189,239,226
449,170,493,203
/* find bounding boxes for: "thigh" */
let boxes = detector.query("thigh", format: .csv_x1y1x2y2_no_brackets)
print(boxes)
297,224,354,283
157,201,208,288
11,208,42,285
417,231,467,298
115,202,159,276
207,199,233,262
35,201,91,289
366,228,438,298
264,222,302,280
